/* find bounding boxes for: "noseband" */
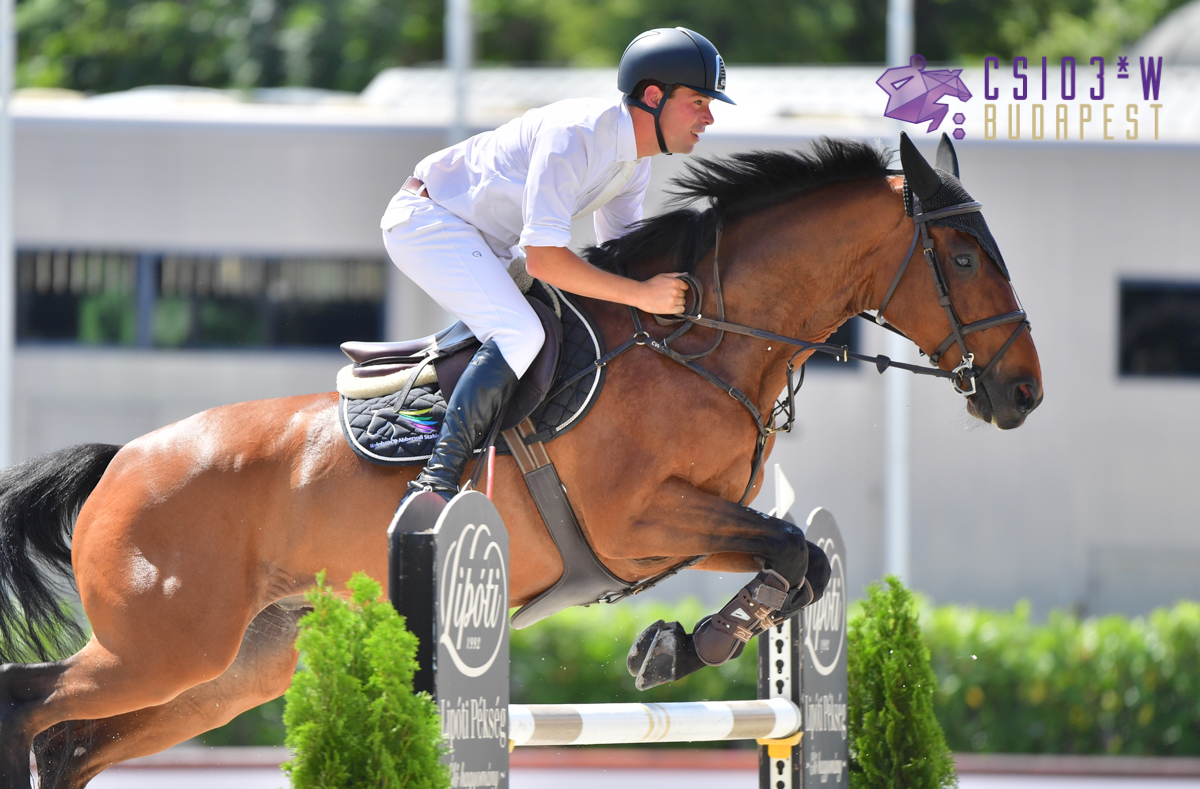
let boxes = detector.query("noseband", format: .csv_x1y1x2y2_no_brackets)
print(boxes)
862,195,1030,397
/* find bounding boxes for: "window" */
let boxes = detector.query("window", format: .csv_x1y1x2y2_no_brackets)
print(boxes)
1119,281,1200,377
17,249,387,348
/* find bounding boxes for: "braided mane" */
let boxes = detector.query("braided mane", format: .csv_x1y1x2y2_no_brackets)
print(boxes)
584,137,893,275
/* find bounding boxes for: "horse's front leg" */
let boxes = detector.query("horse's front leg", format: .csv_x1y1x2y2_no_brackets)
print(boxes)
596,477,830,689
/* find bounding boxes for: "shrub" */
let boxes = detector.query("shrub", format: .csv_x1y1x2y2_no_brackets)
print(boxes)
926,600,1200,755
282,571,448,789
848,577,956,789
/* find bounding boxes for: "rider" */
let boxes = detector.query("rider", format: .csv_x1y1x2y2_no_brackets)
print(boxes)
381,27,734,506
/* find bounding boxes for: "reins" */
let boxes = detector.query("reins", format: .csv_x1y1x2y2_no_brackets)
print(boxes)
532,184,1031,506
571,185,1029,506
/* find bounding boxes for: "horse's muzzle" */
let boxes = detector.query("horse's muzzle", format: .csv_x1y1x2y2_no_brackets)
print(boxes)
969,375,1042,429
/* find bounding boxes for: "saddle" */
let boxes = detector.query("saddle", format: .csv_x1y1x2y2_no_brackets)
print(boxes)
336,284,606,466
340,296,562,434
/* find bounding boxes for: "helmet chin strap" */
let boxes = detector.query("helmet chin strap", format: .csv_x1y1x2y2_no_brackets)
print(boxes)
624,88,674,155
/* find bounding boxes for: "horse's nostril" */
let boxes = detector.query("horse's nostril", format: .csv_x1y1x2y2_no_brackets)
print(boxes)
1013,382,1036,413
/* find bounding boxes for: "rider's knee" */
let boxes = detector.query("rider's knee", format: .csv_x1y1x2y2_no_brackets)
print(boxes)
490,311,544,377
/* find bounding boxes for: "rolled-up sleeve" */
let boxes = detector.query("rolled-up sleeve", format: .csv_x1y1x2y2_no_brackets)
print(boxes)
519,125,589,249
594,159,651,245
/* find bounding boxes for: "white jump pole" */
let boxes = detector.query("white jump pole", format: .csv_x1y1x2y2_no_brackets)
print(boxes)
883,332,910,581
887,0,913,71
883,0,915,583
509,698,801,748
0,0,15,468
445,0,471,144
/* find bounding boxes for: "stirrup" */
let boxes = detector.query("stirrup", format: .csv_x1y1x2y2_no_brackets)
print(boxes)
402,479,455,506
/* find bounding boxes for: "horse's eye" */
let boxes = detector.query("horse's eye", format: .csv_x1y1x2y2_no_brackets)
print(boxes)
954,255,973,268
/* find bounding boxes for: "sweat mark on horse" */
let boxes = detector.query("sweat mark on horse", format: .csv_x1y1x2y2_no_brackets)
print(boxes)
0,136,1040,788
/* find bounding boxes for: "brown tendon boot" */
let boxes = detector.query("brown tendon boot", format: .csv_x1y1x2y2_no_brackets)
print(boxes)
692,569,798,666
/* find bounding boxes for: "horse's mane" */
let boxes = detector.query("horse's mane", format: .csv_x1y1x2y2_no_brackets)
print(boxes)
584,137,894,275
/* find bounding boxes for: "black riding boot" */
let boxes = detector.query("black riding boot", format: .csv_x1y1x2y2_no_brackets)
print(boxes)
404,339,519,503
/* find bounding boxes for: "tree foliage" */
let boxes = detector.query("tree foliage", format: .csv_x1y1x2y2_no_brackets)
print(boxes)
16,0,1191,95
917,0,1188,63
847,576,957,789
282,571,449,789
17,0,442,93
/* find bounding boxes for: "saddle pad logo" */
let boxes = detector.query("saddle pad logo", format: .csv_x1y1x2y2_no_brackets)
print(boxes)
439,522,508,677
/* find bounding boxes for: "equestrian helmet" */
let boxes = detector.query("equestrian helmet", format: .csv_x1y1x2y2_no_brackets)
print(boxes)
617,28,734,105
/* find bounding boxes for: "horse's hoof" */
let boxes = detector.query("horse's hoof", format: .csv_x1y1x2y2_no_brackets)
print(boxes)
626,619,668,677
628,620,706,691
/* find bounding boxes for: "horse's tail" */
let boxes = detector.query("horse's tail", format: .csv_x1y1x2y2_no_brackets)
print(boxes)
0,443,122,663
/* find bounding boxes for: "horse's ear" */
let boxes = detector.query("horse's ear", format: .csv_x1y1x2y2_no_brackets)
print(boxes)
899,132,941,202
936,133,960,178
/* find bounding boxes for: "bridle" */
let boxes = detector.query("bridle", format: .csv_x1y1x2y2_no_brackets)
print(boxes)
858,192,1030,397
538,185,1031,505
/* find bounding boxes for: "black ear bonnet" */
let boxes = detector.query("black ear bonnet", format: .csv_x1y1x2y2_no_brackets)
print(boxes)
904,170,1009,280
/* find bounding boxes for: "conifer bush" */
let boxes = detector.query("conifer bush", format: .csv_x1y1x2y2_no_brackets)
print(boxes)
848,576,957,789
282,571,449,789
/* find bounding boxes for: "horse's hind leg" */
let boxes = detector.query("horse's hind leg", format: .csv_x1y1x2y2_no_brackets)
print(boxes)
0,602,252,789
34,604,304,789
0,661,69,786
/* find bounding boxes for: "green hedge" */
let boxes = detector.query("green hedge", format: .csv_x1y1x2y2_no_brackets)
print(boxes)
203,597,1200,757
927,600,1200,755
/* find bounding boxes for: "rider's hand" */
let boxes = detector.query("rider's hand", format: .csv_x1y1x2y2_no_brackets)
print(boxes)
637,273,689,314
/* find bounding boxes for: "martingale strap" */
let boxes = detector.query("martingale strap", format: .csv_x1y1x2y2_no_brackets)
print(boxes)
503,417,706,625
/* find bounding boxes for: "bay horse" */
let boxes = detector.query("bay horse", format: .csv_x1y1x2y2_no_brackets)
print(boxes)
0,135,1040,787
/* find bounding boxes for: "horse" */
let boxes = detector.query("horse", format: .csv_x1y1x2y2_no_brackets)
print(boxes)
0,134,1041,787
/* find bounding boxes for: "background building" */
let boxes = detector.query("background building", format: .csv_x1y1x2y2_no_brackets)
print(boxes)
12,63,1200,615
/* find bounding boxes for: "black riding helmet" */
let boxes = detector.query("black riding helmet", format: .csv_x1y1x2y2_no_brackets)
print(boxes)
618,27,734,155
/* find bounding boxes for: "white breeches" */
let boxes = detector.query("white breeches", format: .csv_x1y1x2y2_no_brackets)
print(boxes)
382,194,545,378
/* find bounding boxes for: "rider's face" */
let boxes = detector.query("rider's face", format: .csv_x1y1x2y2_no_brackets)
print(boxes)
649,86,715,154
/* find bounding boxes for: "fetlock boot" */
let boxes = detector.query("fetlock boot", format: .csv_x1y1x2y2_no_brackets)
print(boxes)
403,339,519,504
692,569,792,666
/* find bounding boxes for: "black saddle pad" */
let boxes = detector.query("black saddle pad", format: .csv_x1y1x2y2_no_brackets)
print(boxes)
338,284,606,465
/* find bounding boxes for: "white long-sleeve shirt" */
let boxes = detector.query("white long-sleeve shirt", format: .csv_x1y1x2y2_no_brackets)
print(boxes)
380,98,651,253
